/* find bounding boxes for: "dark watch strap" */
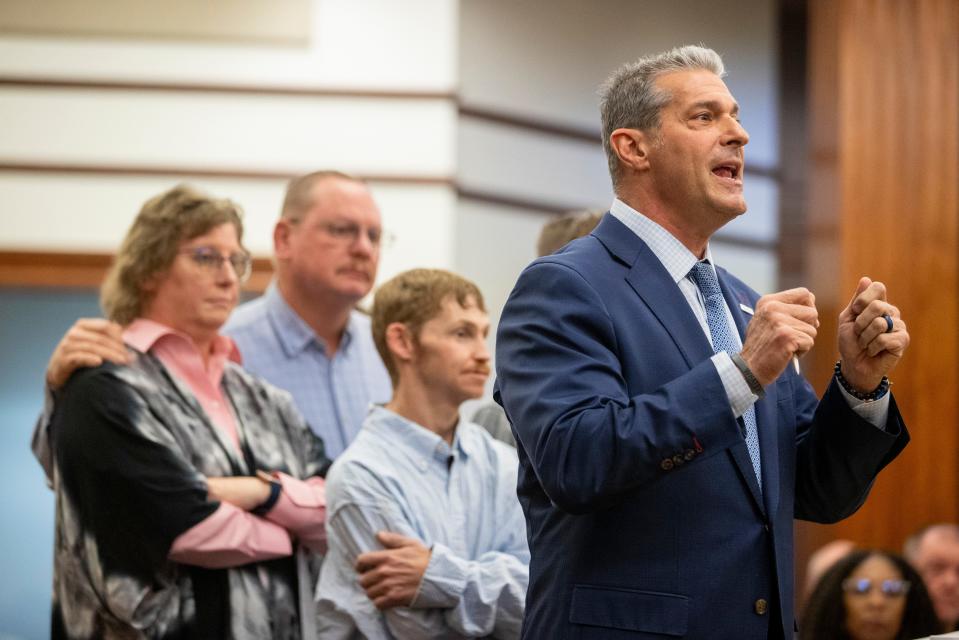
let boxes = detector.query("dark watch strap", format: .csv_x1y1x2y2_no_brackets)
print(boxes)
251,472,282,517
731,352,765,399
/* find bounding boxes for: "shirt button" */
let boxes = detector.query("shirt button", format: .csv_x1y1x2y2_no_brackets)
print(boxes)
660,459,674,471
754,599,768,616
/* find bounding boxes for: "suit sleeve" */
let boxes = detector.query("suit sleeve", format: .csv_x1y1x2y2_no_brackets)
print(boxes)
792,374,908,523
495,261,746,514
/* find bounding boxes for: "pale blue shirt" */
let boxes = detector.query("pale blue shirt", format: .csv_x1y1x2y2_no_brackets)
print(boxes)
315,406,529,639
609,198,889,426
223,285,392,458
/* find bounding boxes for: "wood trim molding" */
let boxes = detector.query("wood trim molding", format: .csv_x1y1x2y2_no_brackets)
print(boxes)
0,76,456,101
457,186,590,216
0,161,455,185
3,237,775,294
0,75,781,181
459,104,600,145
459,104,781,182
0,251,274,292
0,168,775,267
457,187,777,252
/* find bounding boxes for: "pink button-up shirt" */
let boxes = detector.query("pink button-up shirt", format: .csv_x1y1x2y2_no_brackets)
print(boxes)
124,320,327,568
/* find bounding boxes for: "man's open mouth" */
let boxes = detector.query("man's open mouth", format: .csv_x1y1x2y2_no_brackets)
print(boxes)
711,161,742,181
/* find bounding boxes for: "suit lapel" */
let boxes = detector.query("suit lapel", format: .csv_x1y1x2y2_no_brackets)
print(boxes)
591,217,714,369
594,215,776,517
717,270,781,521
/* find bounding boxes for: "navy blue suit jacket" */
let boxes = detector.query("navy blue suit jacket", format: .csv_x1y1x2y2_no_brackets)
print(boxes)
494,214,908,639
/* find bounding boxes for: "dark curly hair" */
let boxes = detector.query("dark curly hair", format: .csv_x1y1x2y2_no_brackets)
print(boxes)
800,549,943,639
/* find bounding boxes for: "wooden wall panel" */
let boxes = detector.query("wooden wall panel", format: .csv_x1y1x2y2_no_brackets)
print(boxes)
0,252,275,293
800,0,959,567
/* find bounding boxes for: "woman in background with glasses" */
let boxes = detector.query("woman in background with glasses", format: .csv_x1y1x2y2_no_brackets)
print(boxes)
47,185,331,639
801,549,942,640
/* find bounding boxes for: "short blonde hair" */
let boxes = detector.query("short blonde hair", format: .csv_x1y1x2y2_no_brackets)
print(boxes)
372,269,485,386
100,184,246,325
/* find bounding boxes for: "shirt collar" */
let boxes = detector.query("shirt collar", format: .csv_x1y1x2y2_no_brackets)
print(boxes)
124,318,241,362
365,405,472,470
609,198,718,283
265,284,356,356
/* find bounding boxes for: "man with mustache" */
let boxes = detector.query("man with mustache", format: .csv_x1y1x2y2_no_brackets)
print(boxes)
494,45,910,639
316,269,529,639
34,170,391,470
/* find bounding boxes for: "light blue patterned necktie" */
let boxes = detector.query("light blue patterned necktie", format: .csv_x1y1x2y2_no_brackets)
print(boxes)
689,261,762,490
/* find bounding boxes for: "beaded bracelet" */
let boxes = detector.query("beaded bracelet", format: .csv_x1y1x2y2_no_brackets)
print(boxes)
834,361,890,401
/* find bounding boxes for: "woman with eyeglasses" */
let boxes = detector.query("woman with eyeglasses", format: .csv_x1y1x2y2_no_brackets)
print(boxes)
47,185,331,639
801,549,942,640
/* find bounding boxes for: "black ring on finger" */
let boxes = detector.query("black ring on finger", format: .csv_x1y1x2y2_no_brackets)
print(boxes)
882,313,894,333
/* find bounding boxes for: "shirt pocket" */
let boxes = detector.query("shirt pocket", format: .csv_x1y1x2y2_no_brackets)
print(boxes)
569,584,688,636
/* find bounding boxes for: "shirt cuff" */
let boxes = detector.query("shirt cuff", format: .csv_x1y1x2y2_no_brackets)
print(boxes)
836,380,891,429
712,352,758,419
410,543,467,609
263,473,328,553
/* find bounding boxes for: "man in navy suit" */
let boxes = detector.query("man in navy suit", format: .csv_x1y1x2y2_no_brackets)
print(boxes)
494,45,911,639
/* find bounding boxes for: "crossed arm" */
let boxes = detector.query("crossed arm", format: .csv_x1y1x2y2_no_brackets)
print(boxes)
40,322,328,567
324,500,528,639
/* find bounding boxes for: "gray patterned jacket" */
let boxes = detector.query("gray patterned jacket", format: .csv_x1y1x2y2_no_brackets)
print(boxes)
50,347,330,639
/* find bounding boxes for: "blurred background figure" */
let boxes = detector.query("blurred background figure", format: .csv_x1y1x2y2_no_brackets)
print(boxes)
800,549,941,640
471,209,603,447
535,210,604,258
904,524,959,632
805,539,857,600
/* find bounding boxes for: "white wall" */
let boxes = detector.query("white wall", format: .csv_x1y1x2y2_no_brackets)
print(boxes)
0,0,460,282
0,0,457,90
455,0,781,343
0,4,460,637
458,0,778,165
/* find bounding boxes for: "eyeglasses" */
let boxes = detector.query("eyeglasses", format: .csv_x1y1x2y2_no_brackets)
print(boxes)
179,247,252,283
842,578,911,598
319,222,394,249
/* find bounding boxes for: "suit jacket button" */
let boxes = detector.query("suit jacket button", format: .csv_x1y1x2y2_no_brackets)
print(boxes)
660,458,674,471
684,449,696,461
754,598,768,615
672,454,685,466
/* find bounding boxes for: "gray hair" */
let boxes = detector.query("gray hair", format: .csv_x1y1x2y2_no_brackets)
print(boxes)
904,523,959,562
599,44,726,189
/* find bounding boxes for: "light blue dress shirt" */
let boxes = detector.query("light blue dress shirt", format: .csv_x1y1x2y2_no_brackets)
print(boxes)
315,406,529,639
223,285,392,458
